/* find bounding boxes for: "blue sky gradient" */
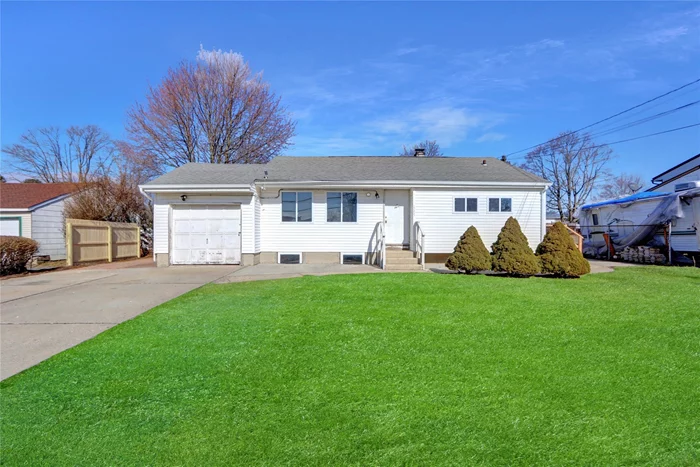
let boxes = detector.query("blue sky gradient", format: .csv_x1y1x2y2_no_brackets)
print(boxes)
2,2,699,182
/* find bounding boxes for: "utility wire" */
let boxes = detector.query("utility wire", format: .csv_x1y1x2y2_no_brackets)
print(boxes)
505,77,700,157
589,100,700,139
587,123,700,149
508,122,700,163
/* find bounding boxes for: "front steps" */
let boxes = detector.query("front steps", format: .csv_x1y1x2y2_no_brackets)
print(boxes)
384,248,424,272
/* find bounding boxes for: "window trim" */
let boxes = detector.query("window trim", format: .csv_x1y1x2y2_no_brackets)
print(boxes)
281,191,313,223
326,191,358,223
341,253,365,265
453,196,478,213
278,252,303,264
488,197,513,213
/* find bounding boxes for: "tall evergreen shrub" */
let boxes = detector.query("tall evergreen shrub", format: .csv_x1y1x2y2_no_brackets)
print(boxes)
491,217,541,276
445,226,491,273
536,221,590,277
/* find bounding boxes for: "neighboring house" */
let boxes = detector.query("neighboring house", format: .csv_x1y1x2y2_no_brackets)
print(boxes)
579,153,700,258
0,183,80,260
648,153,699,192
139,154,550,269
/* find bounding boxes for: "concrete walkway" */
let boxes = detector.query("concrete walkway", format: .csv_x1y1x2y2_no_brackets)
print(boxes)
0,260,237,380
215,263,382,284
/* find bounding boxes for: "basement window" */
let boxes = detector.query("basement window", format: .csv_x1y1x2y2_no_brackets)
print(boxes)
279,253,301,264
342,254,364,265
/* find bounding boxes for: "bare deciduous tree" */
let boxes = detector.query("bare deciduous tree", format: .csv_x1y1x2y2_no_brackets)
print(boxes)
64,142,154,253
398,140,443,157
598,173,644,200
521,132,613,222
2,126,112,183
126,46,296,173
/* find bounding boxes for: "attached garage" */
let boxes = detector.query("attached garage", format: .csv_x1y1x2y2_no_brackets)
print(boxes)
171,205,241,265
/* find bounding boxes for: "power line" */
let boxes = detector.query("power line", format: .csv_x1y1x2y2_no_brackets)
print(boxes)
589,100,700,139
505,77,700,157
509,122,700,163
588,123,700,149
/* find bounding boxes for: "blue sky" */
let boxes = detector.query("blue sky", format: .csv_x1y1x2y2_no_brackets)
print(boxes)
2,1,699,182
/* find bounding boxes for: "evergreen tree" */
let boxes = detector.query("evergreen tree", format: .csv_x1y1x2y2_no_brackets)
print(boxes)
536,221,590,277
445,226,491,273
491,217,541,276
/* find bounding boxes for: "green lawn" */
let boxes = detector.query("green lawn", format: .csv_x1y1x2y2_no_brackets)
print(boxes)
2,267,699,465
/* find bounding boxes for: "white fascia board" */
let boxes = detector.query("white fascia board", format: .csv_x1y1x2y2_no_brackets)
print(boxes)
0,208,31,213
27,193,74,212
255,180,551,190
139,184,254,194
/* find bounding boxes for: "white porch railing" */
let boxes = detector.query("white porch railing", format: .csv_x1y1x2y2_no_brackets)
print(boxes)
374,221,387,269
414,222,426,270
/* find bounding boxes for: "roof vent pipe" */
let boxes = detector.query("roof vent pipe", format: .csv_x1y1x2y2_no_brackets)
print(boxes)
414,148,425,157
482,159,487,166
501,155,507,162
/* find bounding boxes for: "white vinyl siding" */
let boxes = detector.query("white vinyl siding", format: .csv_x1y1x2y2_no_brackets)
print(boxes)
0,211,31,238
649,168,700,192
31,198,68,259
152,193,255,256
260,190,383,252
412,188,544,252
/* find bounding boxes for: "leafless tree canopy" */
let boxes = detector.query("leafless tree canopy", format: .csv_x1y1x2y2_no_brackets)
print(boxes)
64,142,153,227
126,46,296,173
521,132,613,222
598,173,644,201
2,126,112,183
398,140,443,157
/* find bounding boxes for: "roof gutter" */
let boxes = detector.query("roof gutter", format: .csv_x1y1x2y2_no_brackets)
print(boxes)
139,184,255,194
256,180,551,189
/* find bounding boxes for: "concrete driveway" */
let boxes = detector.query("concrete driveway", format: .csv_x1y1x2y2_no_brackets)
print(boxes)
0,259,237,380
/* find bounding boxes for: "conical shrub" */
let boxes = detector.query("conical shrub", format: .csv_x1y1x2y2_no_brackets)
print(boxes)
491,217,541,276
445,226,491,273
536,221,590,277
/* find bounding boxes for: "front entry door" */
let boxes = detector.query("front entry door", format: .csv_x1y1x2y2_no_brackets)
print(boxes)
384,190,409,245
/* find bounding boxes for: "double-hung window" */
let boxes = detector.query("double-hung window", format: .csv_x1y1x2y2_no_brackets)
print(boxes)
327,192,357,222
282,192,312,222
489,197,512,212
454,197,478,213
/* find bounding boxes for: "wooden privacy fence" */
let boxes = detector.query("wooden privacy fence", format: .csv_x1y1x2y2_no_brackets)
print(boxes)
66,218,140,266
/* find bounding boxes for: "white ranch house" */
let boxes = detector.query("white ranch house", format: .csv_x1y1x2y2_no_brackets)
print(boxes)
140,154,550,270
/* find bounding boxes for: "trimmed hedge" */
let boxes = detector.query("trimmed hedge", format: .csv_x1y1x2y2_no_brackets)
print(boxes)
491,217,541,276
446,226,491,273
536,222,590,277
0,236,39,275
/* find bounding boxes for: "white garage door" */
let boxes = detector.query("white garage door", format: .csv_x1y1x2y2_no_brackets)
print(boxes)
0,218,21,236
171,205,241,265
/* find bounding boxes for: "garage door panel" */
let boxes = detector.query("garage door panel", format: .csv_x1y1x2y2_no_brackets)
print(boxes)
171,205,241,265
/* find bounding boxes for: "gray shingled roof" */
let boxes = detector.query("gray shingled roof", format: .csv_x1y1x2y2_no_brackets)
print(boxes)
144,156,548,185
